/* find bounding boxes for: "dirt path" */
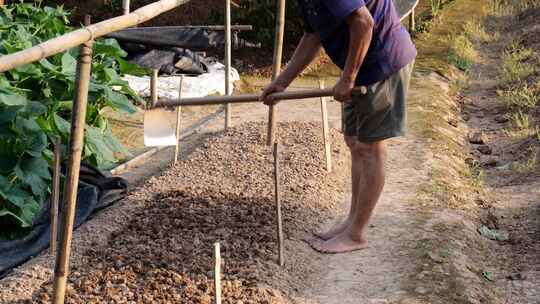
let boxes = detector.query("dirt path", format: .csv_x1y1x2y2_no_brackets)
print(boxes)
298,137,429,304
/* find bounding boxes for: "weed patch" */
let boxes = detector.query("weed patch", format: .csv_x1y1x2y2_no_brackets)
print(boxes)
448,35,477,72
498,45,536,84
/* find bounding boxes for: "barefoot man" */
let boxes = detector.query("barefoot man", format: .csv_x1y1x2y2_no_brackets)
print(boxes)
261,0,416,253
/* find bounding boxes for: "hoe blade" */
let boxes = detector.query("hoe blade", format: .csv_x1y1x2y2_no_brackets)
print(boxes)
144,108,177,147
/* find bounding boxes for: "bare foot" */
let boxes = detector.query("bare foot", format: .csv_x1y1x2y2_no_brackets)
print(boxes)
311,231,369,254
314,219,351,240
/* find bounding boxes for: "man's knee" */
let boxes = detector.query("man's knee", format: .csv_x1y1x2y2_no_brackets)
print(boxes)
345,136,386,159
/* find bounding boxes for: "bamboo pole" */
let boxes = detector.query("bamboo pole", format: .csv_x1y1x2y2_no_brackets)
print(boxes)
273,143,284,267
224,0,232,129
0,1,4,6
0,0,191,73
174,76,184,164
266,0,286,145
214,242,222,304
119,25,253,31
151,69,159,107
52,16,94,304
341,102,345,133
319,80,332,173
122,0,131,15
50,137,61,255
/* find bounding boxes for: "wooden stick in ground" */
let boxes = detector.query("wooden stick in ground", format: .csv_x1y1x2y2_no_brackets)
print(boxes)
340,99,346,133
214,242,222,304
319,80,332,173
174,76,184,164
50,137,62,255
52,15,94,304
151,69,159,107
0,0,191,73
122,0,131,15
224,0,232,129
273,143,284,267
266,0,286,145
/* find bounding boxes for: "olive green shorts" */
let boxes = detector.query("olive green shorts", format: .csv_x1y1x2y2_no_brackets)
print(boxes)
343,62,414,142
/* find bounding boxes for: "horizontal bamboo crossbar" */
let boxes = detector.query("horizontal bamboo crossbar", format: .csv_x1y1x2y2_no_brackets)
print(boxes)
118,25,253,31
0,0,190,73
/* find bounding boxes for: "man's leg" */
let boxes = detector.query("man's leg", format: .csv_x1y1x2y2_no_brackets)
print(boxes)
314,136,364,240
312,138,387,253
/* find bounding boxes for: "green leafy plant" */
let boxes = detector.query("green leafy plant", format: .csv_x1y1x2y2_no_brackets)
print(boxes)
0,3,147,236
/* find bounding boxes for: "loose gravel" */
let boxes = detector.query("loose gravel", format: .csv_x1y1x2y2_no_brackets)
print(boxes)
28,122,349,304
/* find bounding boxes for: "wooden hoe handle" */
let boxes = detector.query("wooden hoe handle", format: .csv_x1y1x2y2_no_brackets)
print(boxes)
155,87,367,108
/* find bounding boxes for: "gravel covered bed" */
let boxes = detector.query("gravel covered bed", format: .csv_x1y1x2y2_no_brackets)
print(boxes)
28,121,350,304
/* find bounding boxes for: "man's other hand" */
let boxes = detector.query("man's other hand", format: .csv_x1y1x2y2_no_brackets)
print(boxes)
333,76,355,102
260,81,288,105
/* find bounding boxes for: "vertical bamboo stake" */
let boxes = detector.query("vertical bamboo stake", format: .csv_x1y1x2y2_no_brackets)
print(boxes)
174,76,184,164
273,143,284,267
266,0,286,145
341,102,345,133
122,0,131,15
214,242,222,304
409,9,415,32
224,0,232,129
50,138,62,255
52,15,93,304
319,80,332,173
151,69,159,107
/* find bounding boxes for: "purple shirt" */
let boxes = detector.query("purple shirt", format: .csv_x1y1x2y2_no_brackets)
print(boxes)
299,0,417,85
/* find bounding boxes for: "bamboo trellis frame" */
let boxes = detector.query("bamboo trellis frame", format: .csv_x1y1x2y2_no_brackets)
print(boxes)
0,0,191,73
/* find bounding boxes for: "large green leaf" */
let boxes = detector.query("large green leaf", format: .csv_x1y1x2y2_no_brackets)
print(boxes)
85,125,117,169
14,117,41,134
0,197,38,228
118,58,150,76
14,155,50,197
0,104,23,124
21,101,47,117
0,91,27,106
94,38,127,58
2,186,32,209
104,87,137,114
0,209,31,228
104,128,131,157
52,113,71,135
23,132,47,157
61,51,77,75
0,144,18,174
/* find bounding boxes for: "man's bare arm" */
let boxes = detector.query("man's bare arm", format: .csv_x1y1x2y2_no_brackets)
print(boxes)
333,6,374,102
261,32,321,104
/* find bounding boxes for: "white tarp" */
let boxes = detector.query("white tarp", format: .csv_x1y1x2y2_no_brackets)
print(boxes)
123,62,240,99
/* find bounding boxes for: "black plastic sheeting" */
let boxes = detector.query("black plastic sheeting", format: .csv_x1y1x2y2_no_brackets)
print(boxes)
107,27,259,75
0,164,128,278
129,47,208,75
106,27,258,51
